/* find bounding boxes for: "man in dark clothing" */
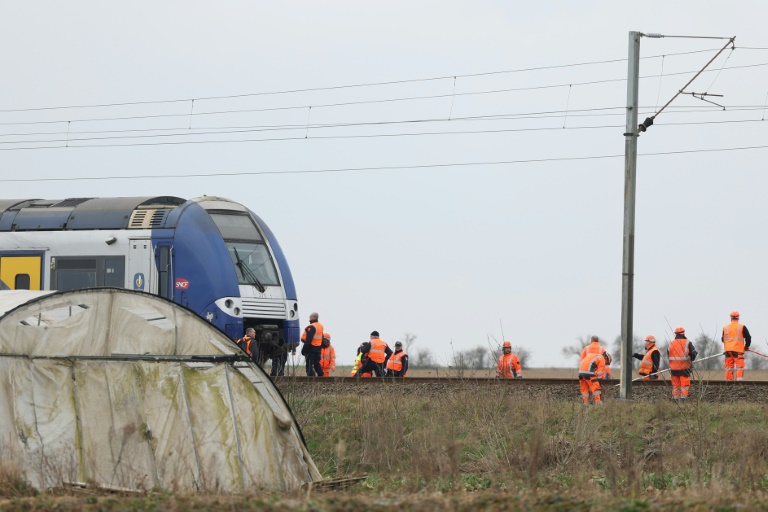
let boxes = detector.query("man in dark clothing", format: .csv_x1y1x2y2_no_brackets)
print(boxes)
237,328,258,362
356,331,392,377
385,341,409,377
633,334,661,380
301,312,325,377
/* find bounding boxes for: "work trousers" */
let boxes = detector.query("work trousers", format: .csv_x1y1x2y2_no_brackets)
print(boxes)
306,345,324,377
724,351,745,381
671,374,690,399
356,359,385,377
270,350,288,377
579,377,602,404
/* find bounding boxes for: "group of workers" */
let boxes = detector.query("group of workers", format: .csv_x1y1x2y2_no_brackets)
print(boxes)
300,313,410,377
237,310,753,399
580,310,752,404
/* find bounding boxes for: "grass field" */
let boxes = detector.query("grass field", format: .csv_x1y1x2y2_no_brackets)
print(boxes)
4,374,768,511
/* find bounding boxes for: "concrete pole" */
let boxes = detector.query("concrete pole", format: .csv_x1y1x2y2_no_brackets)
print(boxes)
620,32,641,400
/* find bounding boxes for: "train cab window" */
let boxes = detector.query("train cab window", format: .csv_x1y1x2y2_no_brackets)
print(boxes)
210,213,280,288
14,274,31,290
226,242,280,287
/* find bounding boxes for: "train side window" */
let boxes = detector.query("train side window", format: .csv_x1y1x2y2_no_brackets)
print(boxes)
15,274,31,290
57,270,97,291
158,246,170,299
52,256,125,291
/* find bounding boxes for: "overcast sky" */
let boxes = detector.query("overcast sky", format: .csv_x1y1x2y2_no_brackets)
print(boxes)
1,2,767,367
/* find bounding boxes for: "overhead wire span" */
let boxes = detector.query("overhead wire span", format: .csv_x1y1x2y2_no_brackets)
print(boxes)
3,103,766,140
2,62,767,129
3,143,768,182
0,47,730,114
1,114,768,149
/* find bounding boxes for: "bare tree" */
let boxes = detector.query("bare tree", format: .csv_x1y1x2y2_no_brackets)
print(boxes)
610,335,644,370
689,333,722,371
413,347,436,368
515,346,531,368
561,335,592,360
452,345,488,369
402,332,418,351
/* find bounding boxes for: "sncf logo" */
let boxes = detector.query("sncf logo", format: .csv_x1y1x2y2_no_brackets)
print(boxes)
175,278,190,289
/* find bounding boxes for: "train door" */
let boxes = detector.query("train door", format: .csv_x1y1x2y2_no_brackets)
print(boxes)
128,239,155,294
0,254,43,290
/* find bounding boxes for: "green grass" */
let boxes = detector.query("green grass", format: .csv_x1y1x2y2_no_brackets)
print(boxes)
286,387,768,498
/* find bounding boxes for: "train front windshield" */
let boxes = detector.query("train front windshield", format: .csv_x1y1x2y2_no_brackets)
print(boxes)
210,213,280,288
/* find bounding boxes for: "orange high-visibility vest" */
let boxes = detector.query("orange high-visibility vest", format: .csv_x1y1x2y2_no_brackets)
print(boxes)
320,345,336,374
638,345,660,376
368,338,387,363
579,352,605,378
237,335,254,356
722,321,746,353
301,321,324,347
386,351,407,372
580,341,606,360
496,352,521,378
668,338,691,371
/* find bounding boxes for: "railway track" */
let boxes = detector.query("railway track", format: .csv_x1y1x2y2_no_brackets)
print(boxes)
277,376,768,386
273,376,768,403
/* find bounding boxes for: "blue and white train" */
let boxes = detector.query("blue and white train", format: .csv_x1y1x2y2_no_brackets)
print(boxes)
0,196,300,354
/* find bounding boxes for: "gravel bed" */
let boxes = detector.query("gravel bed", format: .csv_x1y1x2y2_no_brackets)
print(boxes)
274,378,767,403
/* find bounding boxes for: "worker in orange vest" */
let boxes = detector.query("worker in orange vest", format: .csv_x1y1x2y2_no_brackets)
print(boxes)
356,331,392,377
722,311,751,381
385,341,409,377
319,332,336,377
237,327,257,362
579,351,609,404
300,312,325,377
580,335,610,380
668,327,698,400
633,335,661,380
496,341,523,379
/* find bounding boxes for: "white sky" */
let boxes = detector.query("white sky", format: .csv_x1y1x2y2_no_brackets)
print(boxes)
1,2,767,367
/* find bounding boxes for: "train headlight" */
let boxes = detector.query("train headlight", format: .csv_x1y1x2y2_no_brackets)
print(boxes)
225,299,234,309
234,307,241,316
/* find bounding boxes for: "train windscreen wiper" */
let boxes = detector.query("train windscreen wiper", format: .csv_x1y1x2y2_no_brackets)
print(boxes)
233,247,266,293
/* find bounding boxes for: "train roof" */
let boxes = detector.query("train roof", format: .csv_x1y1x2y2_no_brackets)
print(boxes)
0,196,187,231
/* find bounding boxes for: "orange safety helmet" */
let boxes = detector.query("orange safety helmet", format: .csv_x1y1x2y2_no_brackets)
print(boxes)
503,341,512,349
674,326,685,334
322,332,331,343
644,335,656,343
730,310,740,319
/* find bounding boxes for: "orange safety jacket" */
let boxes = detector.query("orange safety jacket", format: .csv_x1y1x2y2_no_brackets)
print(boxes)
496,352,522,378
579,352,605,379
301,321,324,347
368,338,388,363
722,321,746,354
638,345,660,376
237,335,254,357
668,337,691,371
319,345,336,374
580,341,606,360
386,351,407,372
